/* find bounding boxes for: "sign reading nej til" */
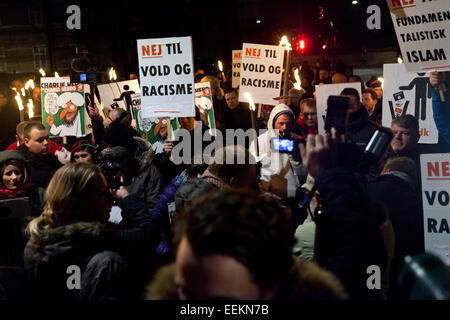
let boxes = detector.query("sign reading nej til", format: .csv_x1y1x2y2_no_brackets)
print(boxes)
420,153,450,265
232,50,242,89
387,0,450,72
382,63,438,144
137,36,195,118
238,43,285,106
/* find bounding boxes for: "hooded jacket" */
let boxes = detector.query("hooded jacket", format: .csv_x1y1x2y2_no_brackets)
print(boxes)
145,257,348,300
249,104,303,198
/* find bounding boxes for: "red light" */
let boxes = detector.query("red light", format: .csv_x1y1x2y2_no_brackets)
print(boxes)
322,44,327,50
295,38,307,53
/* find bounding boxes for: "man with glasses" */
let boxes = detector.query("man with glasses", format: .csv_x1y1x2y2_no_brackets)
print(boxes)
296,98,318,138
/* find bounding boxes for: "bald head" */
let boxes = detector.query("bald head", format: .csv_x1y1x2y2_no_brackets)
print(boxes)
332,73,347,84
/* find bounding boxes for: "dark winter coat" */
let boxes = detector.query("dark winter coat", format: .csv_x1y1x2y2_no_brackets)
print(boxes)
18,145,62,189
367,172,424,297
315,167,388,300
145,257,348,300
23,194,162,300
346,106,379,150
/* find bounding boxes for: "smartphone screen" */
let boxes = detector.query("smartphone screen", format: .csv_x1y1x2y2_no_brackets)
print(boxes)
271,138,295,153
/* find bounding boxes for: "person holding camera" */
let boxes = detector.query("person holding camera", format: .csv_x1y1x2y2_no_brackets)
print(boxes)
249,103,306,200
299,128,393,299
24,162,161,299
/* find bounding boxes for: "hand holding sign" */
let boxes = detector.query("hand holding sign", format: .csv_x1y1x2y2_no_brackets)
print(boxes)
430,72,447,101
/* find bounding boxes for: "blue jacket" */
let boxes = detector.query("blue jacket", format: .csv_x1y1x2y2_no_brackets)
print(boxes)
151,170,189,257
432,87,450,146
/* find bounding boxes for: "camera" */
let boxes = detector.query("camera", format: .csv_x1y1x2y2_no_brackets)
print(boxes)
324,95,350,134
98,159,122,190
271,138,295,153
70,71,106,84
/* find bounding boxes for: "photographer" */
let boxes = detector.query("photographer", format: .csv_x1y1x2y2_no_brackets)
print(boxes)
249,104,307,200
299,128,392,299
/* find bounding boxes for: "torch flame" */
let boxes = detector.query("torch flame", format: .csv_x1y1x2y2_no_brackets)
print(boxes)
25,79,35,90
279,35,292,51
244,92,256,111
21,88,26,97
218,60,223,72
378,77,384,89
397,56,403,64
109,67,117,81
27,99,34,118
39,68,46,77
294,68,302,90
15,92,24,111
54,72,60,78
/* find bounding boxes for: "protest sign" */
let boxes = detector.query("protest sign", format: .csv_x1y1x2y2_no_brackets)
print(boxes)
232,50,242,88
132,93,179,154
315,82,362,134
238,43,284,105
195,82,216,135
420,153,450,265
382,63,438,143
386,0,450,72
40,77,86,137
137,36,195,118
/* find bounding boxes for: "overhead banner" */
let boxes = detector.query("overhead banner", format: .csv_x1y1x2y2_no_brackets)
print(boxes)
382,63,438,144
40,77,86,137
232,50,242,89
420,153,450,265
238,43,284,106
137,36,195,118
315,82,362,134
194,82,216,135
386,0,450,72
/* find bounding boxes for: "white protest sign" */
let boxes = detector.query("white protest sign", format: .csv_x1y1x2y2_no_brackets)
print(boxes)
232,50,242,89
382,63,438,143
420,153,450,265
238,43,284,106
315,82,362,134
137,36,195,118
387,0,450,72
97,79,140,112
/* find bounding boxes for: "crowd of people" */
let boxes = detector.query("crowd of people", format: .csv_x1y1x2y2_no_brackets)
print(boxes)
0,64,449,301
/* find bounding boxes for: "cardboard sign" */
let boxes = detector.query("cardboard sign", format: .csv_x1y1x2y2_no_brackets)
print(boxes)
195,82,216,135
132,93,179,154
238,43,284,106
315,82,362,134
420,153,450,265
40,77,86,137
387,0,450,72
232,50,242,88
382,63,438,143
137,36,195,118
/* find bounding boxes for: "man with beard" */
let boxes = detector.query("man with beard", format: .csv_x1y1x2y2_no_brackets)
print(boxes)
46,92,84,137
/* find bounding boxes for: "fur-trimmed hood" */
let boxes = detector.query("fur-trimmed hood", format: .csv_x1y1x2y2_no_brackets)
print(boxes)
145,257,348,300
24,221,122,271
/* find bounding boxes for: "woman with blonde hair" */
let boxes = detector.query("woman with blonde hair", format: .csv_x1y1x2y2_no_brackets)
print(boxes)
24,162,160,300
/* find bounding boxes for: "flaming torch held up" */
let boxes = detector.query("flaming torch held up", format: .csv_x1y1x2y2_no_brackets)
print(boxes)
244,92,259,155
54,72,60,78
293,68,302,90
27,99,34,119
15,92,24,122
279,35,292,97
39,68,46,77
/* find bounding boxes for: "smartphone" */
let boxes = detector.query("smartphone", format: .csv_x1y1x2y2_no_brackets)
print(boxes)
271,138,295,153
324,95,350,134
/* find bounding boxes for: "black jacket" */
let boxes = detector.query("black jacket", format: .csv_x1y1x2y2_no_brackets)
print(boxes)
315,168,388,300
367,173,424,297
346,106,379,150
18,145,61,189
23,194,161,300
